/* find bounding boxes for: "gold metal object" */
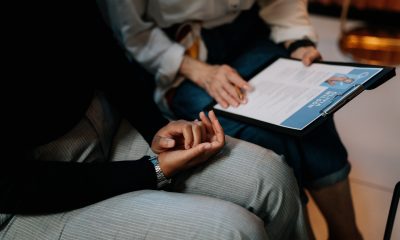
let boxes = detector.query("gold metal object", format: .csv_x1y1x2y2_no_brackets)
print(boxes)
339,0,400,66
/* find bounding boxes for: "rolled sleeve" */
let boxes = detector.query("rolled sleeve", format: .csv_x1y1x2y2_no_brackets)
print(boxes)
270,25,317,43
155,43,185,87
258,0,318,43
101,0,185,89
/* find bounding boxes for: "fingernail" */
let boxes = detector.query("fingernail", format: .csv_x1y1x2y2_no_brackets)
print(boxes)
166,139,174,147
245,86,254,92
203,143,211,149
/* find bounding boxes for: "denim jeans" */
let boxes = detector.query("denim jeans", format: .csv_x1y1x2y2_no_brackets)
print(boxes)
170,5,350,202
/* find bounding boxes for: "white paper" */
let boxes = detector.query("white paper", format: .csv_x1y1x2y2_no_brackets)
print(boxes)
214,58,382,130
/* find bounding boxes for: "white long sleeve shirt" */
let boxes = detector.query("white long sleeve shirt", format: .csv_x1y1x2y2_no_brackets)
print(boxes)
98,0,318,114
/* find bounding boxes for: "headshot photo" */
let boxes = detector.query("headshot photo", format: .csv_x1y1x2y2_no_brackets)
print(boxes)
321,74,355,89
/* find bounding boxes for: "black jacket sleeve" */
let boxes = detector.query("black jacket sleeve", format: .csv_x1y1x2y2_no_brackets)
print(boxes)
1,87,159,214
0,155,157,214
0,3,167,214
94,3,169,144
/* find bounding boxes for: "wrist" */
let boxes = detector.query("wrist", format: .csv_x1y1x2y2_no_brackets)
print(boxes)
179,55,207,86
149,155,172,189
286,38,316,55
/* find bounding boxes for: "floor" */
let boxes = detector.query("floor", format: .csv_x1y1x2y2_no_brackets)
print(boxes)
307,14,400,239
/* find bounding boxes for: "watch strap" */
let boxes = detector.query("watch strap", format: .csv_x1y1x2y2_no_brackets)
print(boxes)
149,155,171,189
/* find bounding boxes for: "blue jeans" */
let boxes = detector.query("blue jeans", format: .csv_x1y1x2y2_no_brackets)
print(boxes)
169,5,350,202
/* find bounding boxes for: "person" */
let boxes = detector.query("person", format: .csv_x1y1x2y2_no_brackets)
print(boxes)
324,75,354,87
0,3,308,240
98,0,363,239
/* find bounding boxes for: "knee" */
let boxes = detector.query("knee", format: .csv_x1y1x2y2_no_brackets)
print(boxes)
233,138,297,193
225,136,299,199
202,201,268,240
243,145,302,217
256,150,300,200
256,152,298,193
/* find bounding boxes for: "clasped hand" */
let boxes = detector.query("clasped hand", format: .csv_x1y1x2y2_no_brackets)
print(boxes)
151,111,225,178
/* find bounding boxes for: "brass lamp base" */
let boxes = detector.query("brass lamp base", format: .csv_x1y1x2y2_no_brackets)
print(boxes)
339,26,400,66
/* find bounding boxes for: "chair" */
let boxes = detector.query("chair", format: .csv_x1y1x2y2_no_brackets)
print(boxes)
383,181,400,240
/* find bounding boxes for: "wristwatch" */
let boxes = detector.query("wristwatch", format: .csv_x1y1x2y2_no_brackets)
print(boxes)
287,37,316,54
149,155,171,189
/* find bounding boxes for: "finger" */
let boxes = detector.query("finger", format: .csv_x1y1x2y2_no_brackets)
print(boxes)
220,86,240,107
213,93,229,109
310,50,322,61
208,110,225,145
182,124,194,149
302,51,312,66
222,78,245,105
194,119,207,143
199,111,213,134
226,69,252,91
187,142,212,164
200,122,207,142
156,136,176,148
159,120,189,137
151,136,175,153
191,122,203,147
302,49,321,66
158,141,210,177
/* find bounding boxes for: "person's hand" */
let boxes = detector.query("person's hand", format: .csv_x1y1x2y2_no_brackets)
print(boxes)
152,119,207,154
179,56,252,109
156,110,225,178
290,45,322,66
284,40,322,66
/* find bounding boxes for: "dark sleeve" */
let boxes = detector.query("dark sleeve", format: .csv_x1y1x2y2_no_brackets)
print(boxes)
0,153,157,214
103,74,170,144
0,3,164,214
95,4,169,144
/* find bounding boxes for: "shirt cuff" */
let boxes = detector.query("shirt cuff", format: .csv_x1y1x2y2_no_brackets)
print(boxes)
270,26,318,44
155,43,185,88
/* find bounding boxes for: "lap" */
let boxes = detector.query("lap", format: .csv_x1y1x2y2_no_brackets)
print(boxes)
171,135,306,239
172,135,296,207
1,191,267,240
108,122,306,239
111,123,300,214
1,121,305,240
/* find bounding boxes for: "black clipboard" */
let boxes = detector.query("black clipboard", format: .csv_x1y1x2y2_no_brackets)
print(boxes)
210,57,396,137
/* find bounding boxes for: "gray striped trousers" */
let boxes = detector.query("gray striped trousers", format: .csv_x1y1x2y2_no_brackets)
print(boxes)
1,93,307,240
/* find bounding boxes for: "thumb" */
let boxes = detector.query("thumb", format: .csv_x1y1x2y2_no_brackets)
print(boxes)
181,142,211,160
158,142,212,177
151,135,175,154
158,137,175,148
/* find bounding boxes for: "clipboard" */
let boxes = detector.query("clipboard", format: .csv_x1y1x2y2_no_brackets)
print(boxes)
211,57,396,137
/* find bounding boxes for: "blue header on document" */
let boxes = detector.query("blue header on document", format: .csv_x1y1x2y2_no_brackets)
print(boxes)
281,68,381,130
